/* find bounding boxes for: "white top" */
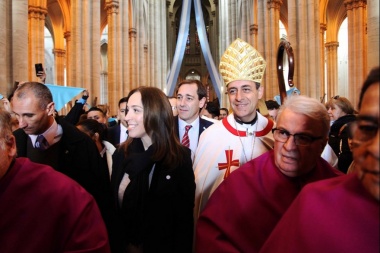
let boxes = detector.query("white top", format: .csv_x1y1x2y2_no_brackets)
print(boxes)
193,113,274,219
119,124,128,144
102,140,116,178
178,117,200,159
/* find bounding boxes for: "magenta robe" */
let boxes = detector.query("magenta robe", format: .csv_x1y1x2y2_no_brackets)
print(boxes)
0,157,110,253
196,150,343,253
260,173,380,253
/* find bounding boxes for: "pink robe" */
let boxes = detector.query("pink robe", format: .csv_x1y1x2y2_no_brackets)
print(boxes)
260,173,380,253
0,157,110,253
196,150,342,253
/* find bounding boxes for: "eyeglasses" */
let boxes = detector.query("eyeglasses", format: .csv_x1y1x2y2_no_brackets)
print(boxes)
332,95,340,99
349,116,379,144
272,128,323,146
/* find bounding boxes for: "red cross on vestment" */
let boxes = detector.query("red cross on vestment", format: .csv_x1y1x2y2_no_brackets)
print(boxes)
218,150,240,179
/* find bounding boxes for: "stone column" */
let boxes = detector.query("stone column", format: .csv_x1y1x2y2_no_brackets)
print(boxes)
69,0,81,87
257,0,265,67
53,49,65,86
212,0,219,64
100,71,108,104
166,1,172,75
105,0,119,115
148,0,166,90
0,0,28,93
210,14,218,65
117,0,125,100
218,0,230,56
250,24,258,48
344,0,367,108
287,0,321,99
325,41,339,99
0,0,7,93
367,0,379,70
129,28,138,89
137,0,147,90
119,0,129,97
144,44,149,88
88,0,101,102
320,23,327,102
239,0,250,41
264,0,282,99
8,0,28,87
64,31,71,86
28,3,47,81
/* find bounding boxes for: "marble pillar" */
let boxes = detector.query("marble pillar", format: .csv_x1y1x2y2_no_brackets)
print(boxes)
344,0,367,108
264,0,282,100
367,0,379,70
105,0,120,115
287,0,321,99
320,23,327,102
64,31,71,86
129,28,138,89
0,0,7,94
28,3,47,81
53,49,65,86
325,41,339,99
148,0,167,90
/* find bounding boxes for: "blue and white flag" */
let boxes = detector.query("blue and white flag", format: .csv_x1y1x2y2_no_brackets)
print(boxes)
45,84,84,111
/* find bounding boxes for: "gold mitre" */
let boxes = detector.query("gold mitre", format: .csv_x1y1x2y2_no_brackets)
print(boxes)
219,38,266,86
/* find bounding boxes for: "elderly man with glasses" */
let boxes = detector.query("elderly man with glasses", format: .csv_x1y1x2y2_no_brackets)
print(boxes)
196,95,343,253
260,66,379,253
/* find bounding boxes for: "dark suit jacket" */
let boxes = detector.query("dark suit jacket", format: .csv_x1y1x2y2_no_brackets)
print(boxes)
13,118,112,225
107,124,122,147
111,139,195,253
174,116,213,141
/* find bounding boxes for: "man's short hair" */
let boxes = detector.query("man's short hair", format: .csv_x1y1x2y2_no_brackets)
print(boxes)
14,82,53,110
118,97,128,107
265,100,280,110
175,79,207,100
87,107,106,117
277,95,330,138
220,107,228,114
205,102,220,118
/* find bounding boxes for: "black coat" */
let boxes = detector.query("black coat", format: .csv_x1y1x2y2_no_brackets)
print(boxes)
328,114,357,173
13,118,113,230
111,139,195,253
107,123,122,147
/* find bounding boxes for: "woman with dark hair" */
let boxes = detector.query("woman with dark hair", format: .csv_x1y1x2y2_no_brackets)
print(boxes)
76,118,116,178
111,87,195,253
326,96,357,173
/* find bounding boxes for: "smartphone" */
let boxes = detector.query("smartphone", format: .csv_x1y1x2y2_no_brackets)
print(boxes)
35,63,44,77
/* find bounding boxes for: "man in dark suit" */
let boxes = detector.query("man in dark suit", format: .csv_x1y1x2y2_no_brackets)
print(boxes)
11,82,114,248
174,79,213,159
107,97,129,146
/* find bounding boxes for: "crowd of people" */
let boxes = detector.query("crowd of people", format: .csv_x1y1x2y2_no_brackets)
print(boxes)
0,38,378,253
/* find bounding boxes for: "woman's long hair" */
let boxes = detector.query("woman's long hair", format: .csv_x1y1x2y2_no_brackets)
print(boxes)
120,86,187,169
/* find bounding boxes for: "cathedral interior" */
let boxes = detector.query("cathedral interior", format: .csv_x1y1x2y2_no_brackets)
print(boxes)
0,0,378,115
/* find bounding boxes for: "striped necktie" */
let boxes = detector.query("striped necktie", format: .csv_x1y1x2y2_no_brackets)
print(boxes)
35,135,49,150
181,125,192,148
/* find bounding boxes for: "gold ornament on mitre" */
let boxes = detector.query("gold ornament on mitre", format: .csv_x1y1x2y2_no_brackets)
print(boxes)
219,38,266,86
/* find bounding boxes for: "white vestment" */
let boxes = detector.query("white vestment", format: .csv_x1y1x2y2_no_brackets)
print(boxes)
193,113,274,219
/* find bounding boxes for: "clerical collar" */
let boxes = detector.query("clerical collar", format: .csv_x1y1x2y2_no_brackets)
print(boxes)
234,115,258,125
